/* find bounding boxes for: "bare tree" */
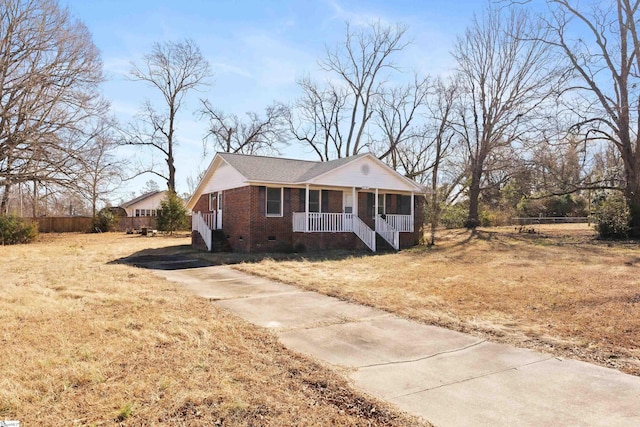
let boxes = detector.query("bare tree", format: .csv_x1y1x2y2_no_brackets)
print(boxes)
541,0,640,235
125,39,211,192
0,0,104,215
200,100,287,155
289,21,410,160
452,5,561,228
425,79,459,245
72,117,126,217
374,75,431,167
288,76,347,161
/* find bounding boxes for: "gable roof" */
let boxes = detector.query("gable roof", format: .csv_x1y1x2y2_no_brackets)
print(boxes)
120,190,166,208
218,152,369,183
187,152,425,210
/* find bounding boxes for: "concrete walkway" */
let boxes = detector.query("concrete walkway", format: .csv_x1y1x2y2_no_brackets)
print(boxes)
155,265,640,426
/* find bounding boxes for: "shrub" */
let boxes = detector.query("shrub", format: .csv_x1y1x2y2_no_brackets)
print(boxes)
439,203,468,229
157,191,188,234
0,215,38,245
93,209,118,232
593,192,630,239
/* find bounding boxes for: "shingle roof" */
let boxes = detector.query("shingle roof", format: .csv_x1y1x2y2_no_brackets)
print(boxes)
218,152,368,183
120,190,166,208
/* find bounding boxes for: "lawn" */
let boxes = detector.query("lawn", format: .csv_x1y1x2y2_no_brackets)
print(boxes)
0,233,425,426
235,224,640,376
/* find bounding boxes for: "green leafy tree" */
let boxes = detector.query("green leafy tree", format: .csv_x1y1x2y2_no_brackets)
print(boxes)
157,191,187,234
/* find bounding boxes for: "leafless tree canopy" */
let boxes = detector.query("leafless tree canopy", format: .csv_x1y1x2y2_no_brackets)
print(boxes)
289,21,412,161
124,39,211,192
200,100,288,156
452,5,561,228
0,0,105,214
542,0,640,235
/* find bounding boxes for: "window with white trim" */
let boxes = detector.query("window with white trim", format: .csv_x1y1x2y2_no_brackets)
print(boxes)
209,193,217,212
308,189,320,212
377,193,386,215
266,187,283,216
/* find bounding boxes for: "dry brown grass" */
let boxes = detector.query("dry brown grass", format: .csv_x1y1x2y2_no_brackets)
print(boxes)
235,224,640,376
0,233,427,426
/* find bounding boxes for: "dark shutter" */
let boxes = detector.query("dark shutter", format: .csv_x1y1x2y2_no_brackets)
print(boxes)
284,188,291,214
258,186,266,215
321,190,329,213
299,189,305,212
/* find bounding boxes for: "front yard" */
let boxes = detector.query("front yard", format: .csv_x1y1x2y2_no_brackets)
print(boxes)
0,233,425,426
235,224,640,376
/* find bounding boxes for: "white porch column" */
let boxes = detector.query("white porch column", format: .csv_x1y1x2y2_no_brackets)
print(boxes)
374,188,379,230
411,192,415,232
305,184,310,232
352,187,357,215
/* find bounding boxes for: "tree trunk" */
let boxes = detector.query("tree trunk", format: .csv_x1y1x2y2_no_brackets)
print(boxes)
626,173,640,237
0,184,10,215
466,166,482,229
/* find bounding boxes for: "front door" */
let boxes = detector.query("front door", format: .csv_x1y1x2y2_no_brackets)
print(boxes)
343,193,353,213
216,191,223,229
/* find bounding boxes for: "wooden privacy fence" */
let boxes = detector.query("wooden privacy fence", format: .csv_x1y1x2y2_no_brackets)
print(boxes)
30,216,174,233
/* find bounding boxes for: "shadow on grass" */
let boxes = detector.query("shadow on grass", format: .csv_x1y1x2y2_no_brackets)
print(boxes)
109,244,380,271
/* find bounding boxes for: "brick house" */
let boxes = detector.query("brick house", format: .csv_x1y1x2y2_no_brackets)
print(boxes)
186,152,426,253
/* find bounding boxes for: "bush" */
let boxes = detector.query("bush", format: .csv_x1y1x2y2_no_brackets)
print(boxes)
593,192,630,239
0,215,38,245
439,203,468,229
93,209,118,232
157,191,188,234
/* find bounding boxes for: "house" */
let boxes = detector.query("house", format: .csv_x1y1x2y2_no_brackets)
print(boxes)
186,152,426,253
119,190,167,217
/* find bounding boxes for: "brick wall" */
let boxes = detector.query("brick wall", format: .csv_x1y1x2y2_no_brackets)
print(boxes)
221,186,252,252
248,186,298,252
192,193,210,214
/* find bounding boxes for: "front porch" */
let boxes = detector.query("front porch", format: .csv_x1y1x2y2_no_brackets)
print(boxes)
292,212,414,251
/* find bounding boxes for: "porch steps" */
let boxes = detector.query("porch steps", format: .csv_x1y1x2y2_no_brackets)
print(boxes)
375,234,397,253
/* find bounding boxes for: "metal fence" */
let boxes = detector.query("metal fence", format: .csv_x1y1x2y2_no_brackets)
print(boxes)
510,217,590,225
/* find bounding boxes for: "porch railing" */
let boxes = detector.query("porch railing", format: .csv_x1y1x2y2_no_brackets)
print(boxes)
385,214,414,232
292,212,353,232
192,211,213,251
376,215,399,250
201,212,217,230
353,216,376,252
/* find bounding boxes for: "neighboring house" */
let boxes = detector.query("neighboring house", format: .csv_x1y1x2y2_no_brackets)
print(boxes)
186,152,426,253
120,190,167,217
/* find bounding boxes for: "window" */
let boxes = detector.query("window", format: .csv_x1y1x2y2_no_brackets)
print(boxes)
209,193,217,212
134,208,158,217
308,190,320,212
377,193,386,215
398,195,412,215
266,187,283,216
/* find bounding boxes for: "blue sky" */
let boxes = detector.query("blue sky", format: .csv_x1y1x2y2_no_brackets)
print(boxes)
62,0,484,202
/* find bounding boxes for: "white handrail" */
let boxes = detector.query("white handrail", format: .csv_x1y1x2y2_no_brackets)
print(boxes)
192,211,212,251
376,215,399,250
353,216,376,252
385,214,414,232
